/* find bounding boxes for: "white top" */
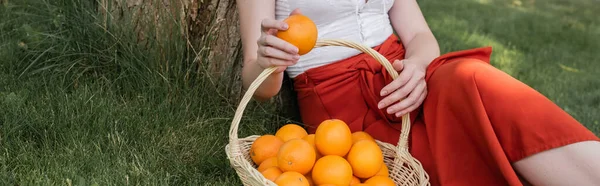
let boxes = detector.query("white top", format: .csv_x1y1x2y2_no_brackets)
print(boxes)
275,0,395,78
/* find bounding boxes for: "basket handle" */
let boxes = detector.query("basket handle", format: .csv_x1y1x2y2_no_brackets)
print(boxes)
228,39,412,151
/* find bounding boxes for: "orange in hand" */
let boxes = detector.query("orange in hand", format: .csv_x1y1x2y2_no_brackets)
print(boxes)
277,14,318,55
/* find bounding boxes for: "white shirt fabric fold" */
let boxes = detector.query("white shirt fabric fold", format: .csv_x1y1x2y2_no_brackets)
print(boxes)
275,0,395,78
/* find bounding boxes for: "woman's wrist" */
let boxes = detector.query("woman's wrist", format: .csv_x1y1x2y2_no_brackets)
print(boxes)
405,56,432,70
402,32,440,70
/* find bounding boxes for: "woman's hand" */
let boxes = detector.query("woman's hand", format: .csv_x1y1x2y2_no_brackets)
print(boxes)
256,9,302,73
378,58,428,117
238,1,302,100
380,0,439,115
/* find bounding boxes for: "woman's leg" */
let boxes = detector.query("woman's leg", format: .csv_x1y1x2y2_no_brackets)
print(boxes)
513,141,600,186
423,58,600,185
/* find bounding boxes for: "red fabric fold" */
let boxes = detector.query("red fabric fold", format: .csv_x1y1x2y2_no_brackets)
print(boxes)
294,34,412,135
291,34,599,186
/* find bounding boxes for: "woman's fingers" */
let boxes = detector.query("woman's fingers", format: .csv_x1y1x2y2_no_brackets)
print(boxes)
392,59,405,72
380,66,412,97
261,19,288,32
259,46,300,62
289,8,302,16
256,16,303,71
266,58,296,66
387,80,426,115
257,55,297,68
395,87,427,117
378,70,419,109
258,35,299,54
274,66,288,74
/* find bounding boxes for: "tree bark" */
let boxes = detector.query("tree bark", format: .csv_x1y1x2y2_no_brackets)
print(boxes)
98,0,301,123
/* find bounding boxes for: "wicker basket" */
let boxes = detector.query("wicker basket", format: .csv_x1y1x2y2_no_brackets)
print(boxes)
225,39,430,186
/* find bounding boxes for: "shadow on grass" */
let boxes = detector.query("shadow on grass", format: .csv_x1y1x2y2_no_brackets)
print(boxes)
419,0,600,133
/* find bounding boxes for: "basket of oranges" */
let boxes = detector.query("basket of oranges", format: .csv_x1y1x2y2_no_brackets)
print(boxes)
225,15,430,186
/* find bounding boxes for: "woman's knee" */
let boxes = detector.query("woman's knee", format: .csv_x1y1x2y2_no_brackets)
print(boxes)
431,59,492,81
427,58,492,90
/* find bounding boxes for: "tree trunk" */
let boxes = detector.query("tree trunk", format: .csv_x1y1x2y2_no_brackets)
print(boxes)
98,0,301,123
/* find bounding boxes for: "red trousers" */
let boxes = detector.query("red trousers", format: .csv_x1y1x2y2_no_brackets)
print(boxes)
292,35,599,186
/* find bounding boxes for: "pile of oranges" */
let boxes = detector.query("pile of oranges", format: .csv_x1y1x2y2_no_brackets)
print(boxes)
249,119,396,186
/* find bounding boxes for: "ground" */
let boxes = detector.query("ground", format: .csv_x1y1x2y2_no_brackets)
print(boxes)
1,0,598,185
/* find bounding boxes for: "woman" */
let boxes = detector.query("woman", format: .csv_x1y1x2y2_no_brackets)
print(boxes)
236,1,600,185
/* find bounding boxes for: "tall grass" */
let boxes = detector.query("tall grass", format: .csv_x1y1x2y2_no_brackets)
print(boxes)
0,0,285,185
1,0,198,93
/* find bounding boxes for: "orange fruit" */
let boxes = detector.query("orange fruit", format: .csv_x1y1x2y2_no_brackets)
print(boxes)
274,171,310,186
257,156,278,172
250,135,284,165
350,176,361,185
346,140,384,178
277,139,316,175
314,119,353,156
318,184,337,186
276,124,309,142
311,155,353,186
364,176,396,186
261,167,283,182
352,184,369,186
304,174,315,186
351,131,375,144
302,134,322,159
375,163,389,177
277,14,318,55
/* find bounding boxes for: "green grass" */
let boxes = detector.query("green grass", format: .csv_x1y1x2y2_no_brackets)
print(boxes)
1,0,599,185
423,0,600,132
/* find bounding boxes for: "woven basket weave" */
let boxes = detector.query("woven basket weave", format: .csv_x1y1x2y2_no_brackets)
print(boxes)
225,39,430,186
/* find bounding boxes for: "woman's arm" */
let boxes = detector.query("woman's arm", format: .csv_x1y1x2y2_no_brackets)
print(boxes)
237,0,300,101
389,0,440,68
378,0,440,116
389,0,440,66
